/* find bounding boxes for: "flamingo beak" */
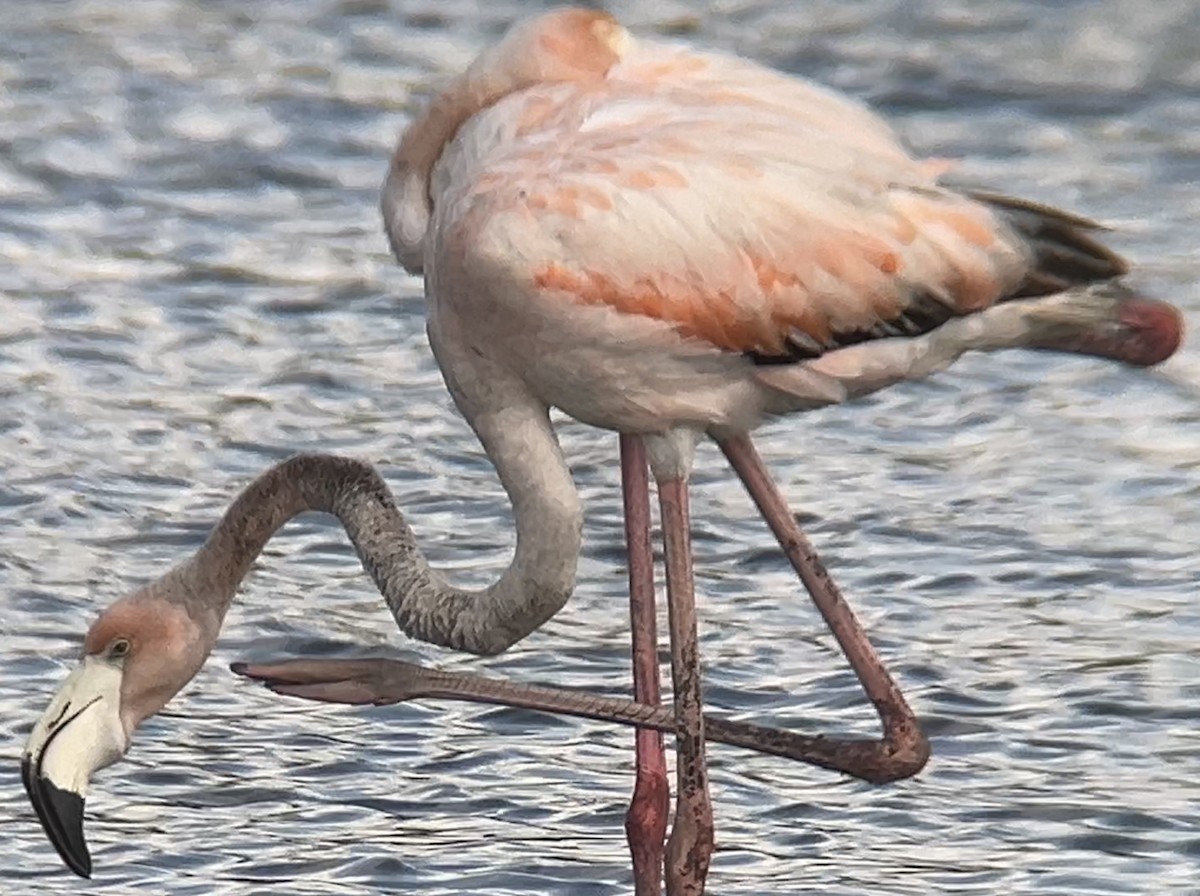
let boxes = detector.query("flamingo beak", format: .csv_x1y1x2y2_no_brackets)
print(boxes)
22,656,129,878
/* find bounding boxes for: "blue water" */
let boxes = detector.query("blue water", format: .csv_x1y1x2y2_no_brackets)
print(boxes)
1,1,1198,893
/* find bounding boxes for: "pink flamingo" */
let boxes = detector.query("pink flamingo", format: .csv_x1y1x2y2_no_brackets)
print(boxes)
23,9,1181,894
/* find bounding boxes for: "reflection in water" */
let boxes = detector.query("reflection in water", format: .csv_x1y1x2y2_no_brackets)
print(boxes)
1,2,1198,894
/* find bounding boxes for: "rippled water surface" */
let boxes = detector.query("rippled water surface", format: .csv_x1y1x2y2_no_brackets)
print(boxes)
2,1,1200,893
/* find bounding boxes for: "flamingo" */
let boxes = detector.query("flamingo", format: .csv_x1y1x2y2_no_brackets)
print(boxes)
22,8,1182,894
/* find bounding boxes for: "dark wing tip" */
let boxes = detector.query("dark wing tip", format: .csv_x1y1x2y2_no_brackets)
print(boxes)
969,189,1129,296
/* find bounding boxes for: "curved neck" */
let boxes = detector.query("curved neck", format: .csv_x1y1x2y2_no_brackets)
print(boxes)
391,9,628,196
382,10,628,273
181,433,581,657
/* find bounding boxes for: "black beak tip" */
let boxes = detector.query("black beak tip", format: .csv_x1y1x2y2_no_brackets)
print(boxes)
22,756,93,878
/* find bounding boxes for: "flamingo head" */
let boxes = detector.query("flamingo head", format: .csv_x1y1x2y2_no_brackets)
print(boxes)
22,593,207,878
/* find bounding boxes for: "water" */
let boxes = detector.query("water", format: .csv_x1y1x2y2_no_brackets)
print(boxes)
1,1,1199,893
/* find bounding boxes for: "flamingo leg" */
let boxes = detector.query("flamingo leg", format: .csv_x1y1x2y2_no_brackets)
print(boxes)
657,475,715,895
620,434,668,896
718,433,929,777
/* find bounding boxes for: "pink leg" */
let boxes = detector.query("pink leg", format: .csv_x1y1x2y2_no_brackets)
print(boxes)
620,435,668,896
718,434,928,776
657,476,714,895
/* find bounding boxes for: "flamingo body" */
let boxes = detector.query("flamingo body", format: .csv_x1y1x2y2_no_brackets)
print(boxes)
385,9,1166,439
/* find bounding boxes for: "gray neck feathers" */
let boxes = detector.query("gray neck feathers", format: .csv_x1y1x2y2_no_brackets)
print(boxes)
180,453,579,656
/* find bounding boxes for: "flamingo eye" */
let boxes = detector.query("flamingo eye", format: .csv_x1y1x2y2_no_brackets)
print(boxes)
109,638,132,659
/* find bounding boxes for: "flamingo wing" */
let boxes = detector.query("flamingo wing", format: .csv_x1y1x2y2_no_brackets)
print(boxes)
428,39,1125,361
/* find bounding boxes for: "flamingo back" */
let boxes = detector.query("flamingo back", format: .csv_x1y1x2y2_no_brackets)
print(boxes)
422,31,1123,363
